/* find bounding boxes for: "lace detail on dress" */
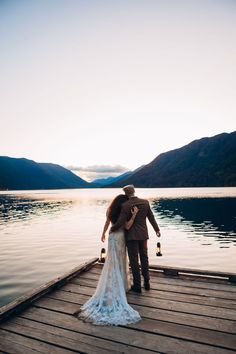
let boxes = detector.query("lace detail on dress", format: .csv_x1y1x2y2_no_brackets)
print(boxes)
78,229,141,326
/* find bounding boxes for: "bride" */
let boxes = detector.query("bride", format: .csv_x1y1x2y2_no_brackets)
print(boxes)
78,194,141,326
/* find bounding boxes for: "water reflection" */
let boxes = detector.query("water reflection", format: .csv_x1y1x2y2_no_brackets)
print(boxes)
0,195,73,225
152,198,236,246
0,189,236,308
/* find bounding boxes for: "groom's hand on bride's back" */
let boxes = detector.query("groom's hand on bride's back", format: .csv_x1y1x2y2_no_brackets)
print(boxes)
156,230,161,237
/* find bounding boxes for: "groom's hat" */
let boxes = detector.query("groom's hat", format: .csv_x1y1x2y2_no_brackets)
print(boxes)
122,184,135,196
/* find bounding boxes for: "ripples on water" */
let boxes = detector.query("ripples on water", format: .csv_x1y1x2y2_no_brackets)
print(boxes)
0,195,72,222
153,198,236,247
0,188,236,308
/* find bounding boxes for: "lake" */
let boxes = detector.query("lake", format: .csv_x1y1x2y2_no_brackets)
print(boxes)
0,187,236,308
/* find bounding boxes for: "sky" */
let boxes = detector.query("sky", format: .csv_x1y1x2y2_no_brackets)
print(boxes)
0,0,235,181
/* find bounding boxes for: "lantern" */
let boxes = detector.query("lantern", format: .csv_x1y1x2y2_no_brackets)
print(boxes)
156,242,162,256
100,248,106,263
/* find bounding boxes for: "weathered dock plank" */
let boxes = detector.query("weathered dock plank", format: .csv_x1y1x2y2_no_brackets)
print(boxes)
62,282,236,321
149,265,236,282
17,307,235,354
46,289,236,334
77,271,236,300
3,317,148,354
0,328,76,354
92,265,236,291
1,320,117,354
90,265,236,292
0,260,236,354
0,316,152,354
31,295,236,350
0,331,42,354
72,276,236,309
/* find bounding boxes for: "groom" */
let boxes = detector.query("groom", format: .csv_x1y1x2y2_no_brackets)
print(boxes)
110,185,161,293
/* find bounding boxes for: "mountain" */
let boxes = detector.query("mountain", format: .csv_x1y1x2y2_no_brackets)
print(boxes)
108,132,236,188
92,171,132,186
0,157,91,190
92,165,146,186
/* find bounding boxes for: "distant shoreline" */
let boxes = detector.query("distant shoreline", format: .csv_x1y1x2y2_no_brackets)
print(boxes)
1,186,236,193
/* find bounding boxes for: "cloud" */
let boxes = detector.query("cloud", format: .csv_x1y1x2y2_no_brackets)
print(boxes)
66,165,129,182
67,165,128,173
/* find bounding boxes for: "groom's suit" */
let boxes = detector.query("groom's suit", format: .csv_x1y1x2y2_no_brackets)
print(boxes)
110,196,160,289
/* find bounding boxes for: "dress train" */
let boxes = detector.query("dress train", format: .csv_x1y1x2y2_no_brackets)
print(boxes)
78,229,141,325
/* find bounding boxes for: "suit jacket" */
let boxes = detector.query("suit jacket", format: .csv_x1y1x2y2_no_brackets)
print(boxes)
110,196,159,241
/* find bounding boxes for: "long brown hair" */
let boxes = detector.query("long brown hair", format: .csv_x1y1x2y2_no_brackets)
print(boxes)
108,194,128,224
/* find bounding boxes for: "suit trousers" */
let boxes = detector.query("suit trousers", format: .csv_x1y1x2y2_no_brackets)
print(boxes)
126,239,149,288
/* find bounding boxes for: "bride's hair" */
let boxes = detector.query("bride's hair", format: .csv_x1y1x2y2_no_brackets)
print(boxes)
108,194,128,224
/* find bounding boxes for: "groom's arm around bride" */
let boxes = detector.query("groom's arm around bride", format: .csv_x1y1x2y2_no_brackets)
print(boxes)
110,185,160,292
110,185,160,239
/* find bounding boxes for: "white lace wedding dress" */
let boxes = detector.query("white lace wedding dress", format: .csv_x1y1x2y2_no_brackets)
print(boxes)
78,229,141,325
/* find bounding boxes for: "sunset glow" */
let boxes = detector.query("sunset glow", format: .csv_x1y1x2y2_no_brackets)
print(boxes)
1,0,235,174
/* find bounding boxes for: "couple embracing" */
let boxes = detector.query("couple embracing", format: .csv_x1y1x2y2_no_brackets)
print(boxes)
78,185,161,325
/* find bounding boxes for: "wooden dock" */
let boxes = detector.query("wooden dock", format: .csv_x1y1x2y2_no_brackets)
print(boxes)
0,258,236,353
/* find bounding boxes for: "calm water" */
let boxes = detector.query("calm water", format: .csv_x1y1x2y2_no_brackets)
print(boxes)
0,187,236,308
